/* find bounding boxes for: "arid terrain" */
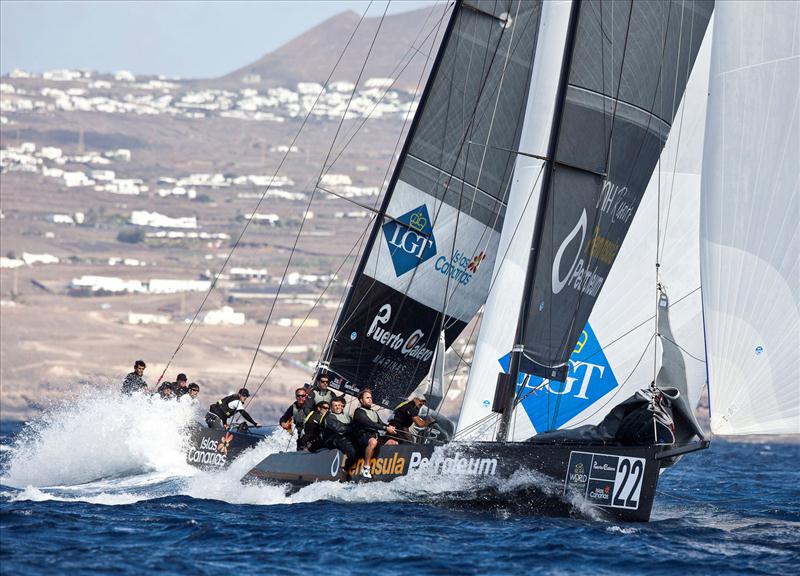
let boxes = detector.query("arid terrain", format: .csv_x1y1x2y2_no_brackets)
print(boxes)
0,6,476,422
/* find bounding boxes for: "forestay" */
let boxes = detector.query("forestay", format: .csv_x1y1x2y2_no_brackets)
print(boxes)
325,0,542,409
701,1,800,435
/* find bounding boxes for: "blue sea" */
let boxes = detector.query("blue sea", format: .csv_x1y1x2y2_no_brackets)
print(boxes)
1,394,798,576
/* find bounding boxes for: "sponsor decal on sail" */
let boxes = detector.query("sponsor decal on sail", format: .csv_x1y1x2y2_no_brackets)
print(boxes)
367,303,435,362
434,249,487,286
382,204,437,276
552,209,606,298
499,322,619,431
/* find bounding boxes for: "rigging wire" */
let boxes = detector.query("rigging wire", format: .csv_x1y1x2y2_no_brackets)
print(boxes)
318,1,454,349
320,4,510,391
152,1,376,386
231,222,374,420
240,1,392,391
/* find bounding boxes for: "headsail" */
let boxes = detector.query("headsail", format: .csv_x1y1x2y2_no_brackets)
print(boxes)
325,0,543,409
701,1,800,435
520,0,714,381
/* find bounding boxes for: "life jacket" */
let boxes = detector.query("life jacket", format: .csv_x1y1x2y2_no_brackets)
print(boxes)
360,407,379,422
211,394,241,418
354,406,380,433
307,387,334,408
292,403,307,428
331,412,351,424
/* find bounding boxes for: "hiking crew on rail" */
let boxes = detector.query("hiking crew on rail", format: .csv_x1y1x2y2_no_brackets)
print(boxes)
206,388,259,430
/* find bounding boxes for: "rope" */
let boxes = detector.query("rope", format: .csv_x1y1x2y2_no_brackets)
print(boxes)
153,1,376,385
241,1,391,391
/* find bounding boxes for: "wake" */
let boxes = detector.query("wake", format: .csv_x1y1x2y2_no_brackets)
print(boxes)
0,391,598,518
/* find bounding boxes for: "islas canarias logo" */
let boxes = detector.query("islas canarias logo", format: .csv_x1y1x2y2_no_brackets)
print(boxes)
216,432,234,455
382,204,437,276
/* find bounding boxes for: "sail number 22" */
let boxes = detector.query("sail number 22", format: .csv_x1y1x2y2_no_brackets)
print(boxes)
612,457,644,509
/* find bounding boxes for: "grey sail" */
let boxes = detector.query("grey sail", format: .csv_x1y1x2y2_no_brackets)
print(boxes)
325,0,543,408
520,0,713,381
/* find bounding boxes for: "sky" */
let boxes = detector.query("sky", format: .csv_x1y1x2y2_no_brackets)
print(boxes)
0,0,436,79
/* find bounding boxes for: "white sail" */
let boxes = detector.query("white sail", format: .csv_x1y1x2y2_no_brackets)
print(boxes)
456,0,573,440
503,19,714,439
701,1,800,435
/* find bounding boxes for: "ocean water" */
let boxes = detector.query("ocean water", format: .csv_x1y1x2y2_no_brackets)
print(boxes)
1,392,798,575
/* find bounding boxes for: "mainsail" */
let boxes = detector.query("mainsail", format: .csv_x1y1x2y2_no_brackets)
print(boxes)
520,0,713,381
700,1,800,435
458,0,713,440
324,0,543,408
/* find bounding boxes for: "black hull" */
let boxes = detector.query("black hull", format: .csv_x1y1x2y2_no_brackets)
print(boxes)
186,424,706,522
247,441,675,522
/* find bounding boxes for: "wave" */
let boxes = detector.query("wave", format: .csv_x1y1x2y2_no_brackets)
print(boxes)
1,387,198,488
0,393,598,518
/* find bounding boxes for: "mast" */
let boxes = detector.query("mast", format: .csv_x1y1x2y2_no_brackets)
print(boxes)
321,1,461,368
497,0,581,442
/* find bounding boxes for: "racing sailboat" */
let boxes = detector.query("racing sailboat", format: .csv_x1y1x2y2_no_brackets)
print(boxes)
187,0,798,520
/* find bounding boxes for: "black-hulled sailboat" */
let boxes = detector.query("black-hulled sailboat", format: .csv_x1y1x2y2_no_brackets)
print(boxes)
187,0,798,522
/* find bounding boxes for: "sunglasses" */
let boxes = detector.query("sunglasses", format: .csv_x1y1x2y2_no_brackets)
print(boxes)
296,394,307,398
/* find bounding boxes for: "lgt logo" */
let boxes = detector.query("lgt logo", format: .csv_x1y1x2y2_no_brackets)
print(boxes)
382,204,437,276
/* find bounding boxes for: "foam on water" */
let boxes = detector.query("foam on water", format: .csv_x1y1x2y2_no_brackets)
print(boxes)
1,398,598,518
2,387,197,488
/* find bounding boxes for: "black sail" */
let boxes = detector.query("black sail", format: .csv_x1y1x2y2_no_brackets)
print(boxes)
326,0,542,408
521,0,713,380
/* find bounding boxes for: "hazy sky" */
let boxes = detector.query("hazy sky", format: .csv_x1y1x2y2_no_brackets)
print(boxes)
1,1,435,79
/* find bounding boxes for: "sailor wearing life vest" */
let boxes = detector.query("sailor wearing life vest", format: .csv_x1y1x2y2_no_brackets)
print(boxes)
351,389,398,479
279,387,312,446
304,373,335,411
205,388,259,430
298,401,329,452
388,394,435,443
320,396,357,465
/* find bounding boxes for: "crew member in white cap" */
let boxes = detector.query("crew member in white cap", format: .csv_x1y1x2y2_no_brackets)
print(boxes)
388,394,434,443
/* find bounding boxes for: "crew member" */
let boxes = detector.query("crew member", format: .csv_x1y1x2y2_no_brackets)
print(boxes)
160,373,190,398
279,388,310,438
182,382,200,402
158,385,175,400
158,373,187,398
389,394,434,443
205,388,259,430
351,389,397,479
121,360,148,395
298,401,329,452
321,396,356,466
305,373,335,411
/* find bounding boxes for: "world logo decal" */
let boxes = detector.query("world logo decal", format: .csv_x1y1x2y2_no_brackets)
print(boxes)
382,204,437,276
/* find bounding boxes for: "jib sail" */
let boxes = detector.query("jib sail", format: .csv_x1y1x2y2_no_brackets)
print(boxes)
701,0,800,435
324,0,543,408
519,0,713,381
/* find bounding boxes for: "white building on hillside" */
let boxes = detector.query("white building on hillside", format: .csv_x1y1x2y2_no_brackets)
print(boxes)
131,211,197,229
203,306,245,326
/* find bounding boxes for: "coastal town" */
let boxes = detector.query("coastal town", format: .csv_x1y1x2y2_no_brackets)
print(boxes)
0,18,472,422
